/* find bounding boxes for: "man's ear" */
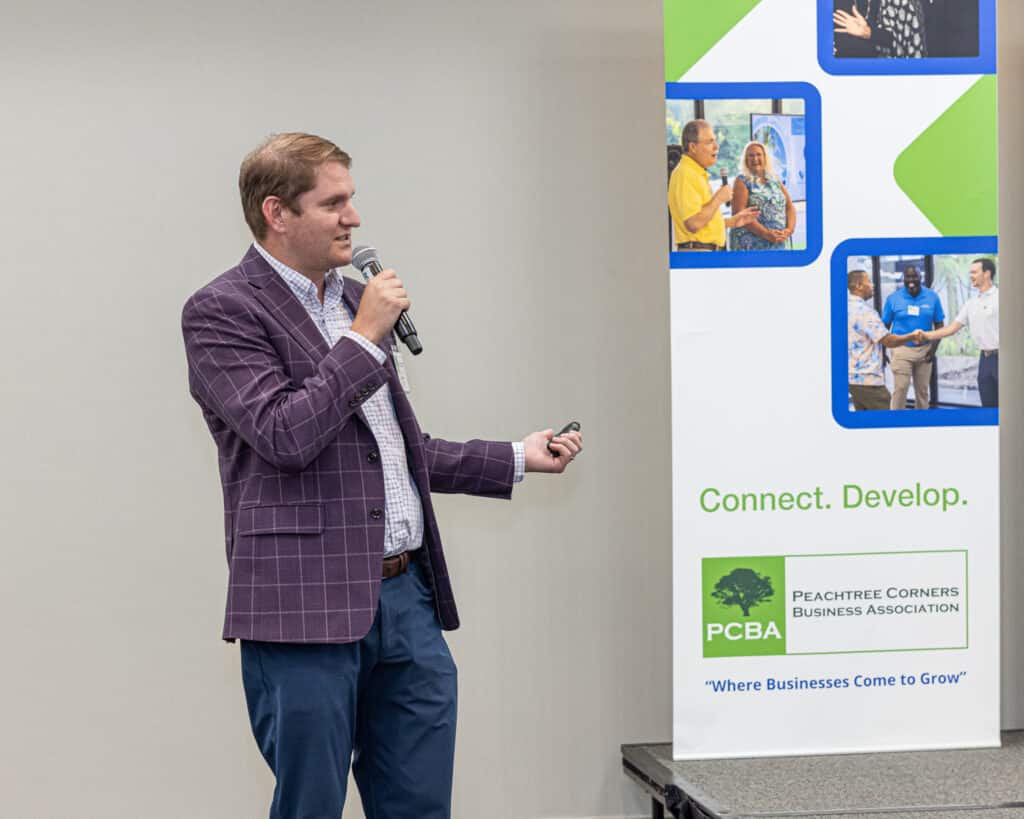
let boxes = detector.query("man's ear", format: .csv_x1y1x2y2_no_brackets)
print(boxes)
261,196,286,236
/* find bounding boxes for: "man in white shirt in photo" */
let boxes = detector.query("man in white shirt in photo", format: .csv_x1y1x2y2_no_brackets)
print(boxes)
923,257,999,407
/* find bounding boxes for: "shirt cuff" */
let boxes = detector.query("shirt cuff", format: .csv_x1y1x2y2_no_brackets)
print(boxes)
512,441,525,484
343,330,387,365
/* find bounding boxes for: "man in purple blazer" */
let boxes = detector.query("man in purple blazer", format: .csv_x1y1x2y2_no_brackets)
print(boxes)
182,133,582,819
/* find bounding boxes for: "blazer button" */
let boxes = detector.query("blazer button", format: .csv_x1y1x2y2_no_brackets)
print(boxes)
367,450,380,463
369,507,384,520
348,398,360,407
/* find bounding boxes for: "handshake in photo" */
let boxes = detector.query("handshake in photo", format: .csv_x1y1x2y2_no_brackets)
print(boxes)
911,329,932,344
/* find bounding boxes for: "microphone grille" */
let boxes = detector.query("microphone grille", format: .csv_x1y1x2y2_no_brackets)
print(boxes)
351,245,379,271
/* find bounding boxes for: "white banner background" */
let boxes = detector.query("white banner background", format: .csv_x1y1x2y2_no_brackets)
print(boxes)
671,1,999,759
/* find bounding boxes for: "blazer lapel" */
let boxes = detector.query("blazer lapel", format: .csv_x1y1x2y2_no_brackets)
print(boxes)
240,246,330,362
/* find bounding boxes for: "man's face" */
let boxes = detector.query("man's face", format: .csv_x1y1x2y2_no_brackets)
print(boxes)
857,274,874,299
278,161,361,274
903,267,921,297
969,262,990,289
688,125,719,169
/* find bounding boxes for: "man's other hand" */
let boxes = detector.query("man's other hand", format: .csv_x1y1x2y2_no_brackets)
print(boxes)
731,207,760,229
523,428,583,474
351,268,410,345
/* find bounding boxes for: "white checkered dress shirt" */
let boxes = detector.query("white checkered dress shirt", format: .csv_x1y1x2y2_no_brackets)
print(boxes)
254,244,524,558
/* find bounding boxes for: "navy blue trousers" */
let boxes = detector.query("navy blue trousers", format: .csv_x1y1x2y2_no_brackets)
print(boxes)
978,351,998,407
241,561,458,819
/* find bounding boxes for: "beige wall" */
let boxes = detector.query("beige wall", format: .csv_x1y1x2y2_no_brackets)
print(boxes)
0,1,1017,817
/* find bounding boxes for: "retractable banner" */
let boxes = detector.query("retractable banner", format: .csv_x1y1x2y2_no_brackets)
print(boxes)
667,0,999,759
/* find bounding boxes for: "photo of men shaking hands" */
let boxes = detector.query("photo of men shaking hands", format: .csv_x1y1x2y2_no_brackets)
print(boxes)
846,255,998,411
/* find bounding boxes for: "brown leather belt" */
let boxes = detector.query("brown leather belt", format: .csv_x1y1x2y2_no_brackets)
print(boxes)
382,551,412,579
677,241,724,251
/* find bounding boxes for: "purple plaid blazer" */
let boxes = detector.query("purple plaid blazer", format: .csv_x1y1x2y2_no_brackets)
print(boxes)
182,246,515,643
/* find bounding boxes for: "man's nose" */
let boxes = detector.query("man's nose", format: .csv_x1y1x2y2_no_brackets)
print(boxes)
343,204,361,227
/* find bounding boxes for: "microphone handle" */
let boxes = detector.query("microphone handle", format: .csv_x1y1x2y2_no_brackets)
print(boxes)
360,260,423,356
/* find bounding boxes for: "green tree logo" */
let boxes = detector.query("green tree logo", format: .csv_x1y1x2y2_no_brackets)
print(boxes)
711,568,774,617
702,556,785,657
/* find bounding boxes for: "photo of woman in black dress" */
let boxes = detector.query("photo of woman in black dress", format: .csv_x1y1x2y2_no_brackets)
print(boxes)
833,0,927,58
833,0,980,59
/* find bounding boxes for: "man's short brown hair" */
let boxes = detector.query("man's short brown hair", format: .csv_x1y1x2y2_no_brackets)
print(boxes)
681,119,710,154
239,133,352,239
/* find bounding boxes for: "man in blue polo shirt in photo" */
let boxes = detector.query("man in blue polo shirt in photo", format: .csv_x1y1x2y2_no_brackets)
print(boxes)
881,265,945,410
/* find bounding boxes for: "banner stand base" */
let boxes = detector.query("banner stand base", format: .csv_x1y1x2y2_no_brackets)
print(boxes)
622,732,1024,819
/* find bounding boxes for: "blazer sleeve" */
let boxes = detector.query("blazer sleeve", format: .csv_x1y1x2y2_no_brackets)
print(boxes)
421,436,515,500
182,288,387,472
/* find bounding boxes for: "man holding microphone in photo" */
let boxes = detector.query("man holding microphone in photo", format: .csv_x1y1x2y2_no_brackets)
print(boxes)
668,119,760,251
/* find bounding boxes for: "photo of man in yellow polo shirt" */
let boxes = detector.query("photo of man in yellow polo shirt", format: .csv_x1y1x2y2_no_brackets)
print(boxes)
668,119,760,251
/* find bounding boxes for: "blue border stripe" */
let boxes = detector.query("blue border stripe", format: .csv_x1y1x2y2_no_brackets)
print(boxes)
830,236,999,429
818,0,996,76
666,82,823,270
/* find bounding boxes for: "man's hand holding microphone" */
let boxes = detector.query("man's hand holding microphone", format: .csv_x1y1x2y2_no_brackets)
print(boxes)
350,267,410,347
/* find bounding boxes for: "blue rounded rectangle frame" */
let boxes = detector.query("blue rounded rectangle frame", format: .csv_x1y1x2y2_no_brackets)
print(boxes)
666,82,823,270
830,236,999,429
817,0,996,76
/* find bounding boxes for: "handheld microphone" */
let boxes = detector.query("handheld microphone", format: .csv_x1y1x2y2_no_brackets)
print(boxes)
719,169,731,202
351,245,423,356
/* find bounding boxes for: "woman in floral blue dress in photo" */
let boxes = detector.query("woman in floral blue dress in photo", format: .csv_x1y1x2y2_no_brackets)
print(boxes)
728,141,797,251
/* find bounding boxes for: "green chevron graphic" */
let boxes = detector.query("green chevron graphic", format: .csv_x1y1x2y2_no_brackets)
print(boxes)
664,0,762,82
894,75,998,237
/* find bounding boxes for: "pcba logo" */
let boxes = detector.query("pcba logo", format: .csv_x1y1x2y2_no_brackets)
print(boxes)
702,557,787,658
706,620,783,641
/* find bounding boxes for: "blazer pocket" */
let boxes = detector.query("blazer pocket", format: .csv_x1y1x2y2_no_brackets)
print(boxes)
236,504,324,536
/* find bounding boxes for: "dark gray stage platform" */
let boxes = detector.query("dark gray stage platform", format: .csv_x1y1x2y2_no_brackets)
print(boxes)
622,731,1024,819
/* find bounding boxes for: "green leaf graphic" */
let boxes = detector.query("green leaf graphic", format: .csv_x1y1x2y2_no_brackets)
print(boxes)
894,75,998,236
664,0,762,82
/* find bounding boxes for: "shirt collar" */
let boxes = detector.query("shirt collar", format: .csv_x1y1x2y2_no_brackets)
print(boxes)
253,242,342,305
681,154,708,175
